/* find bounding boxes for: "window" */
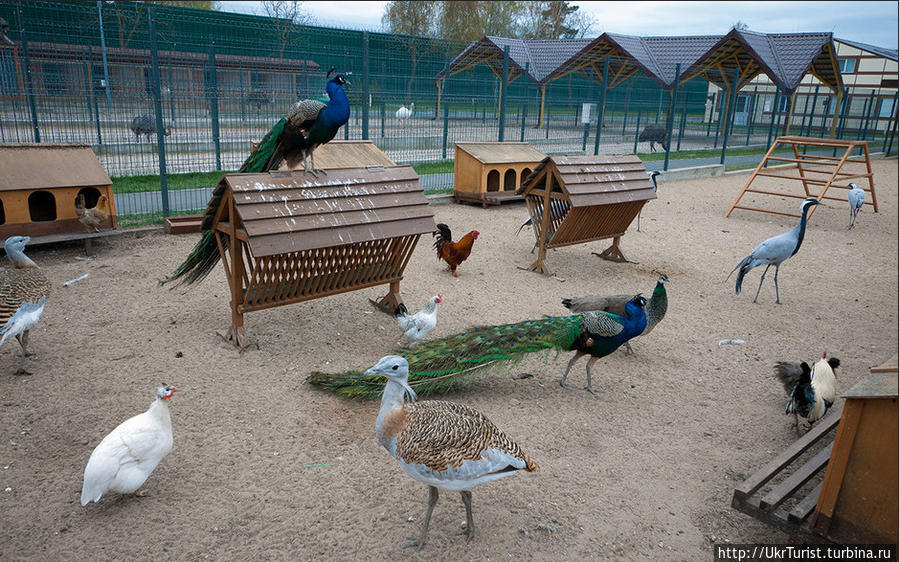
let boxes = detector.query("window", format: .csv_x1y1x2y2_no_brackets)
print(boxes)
879,97,897,119
777,96,791,112
838,58,856,74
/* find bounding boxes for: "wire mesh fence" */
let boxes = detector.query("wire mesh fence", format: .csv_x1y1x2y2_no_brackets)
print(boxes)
1,1,896,223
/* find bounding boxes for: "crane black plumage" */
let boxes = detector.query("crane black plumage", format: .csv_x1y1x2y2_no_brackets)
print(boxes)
637,171,660,232
727,197,821,304
162,69,350,287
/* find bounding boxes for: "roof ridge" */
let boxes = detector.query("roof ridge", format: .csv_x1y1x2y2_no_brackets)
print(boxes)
637,36,666,85
765,34,789,88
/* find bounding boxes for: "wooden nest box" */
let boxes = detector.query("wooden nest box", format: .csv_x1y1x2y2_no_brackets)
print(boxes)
453,142,546,207
0,143,117,239
203,164,436,346
516,154,656,275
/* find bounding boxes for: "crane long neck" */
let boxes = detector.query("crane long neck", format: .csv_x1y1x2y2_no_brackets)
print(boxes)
7,249,38,269
791,205,812,256
376,379,407,445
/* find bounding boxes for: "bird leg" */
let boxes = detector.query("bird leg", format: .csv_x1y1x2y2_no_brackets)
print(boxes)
773,265,781,305
621,342,635,356
16,331,35,357
403,485,439,550
752,265,771,303
560,351,585,389
584,356,599,395
454,490,475,541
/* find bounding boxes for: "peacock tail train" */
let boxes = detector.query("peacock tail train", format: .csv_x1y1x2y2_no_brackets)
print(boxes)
307,315,585,399
162,119,287,286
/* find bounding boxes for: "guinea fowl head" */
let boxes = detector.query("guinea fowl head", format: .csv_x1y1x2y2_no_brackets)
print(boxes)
157,385,179,401
365,355,416,402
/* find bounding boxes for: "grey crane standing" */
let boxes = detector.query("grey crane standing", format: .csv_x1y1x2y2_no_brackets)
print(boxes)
727,197,822,304
637,170,660,232
847,182,865,229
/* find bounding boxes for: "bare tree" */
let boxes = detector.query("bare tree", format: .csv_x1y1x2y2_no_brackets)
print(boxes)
382,1,439,103
262,1,315,57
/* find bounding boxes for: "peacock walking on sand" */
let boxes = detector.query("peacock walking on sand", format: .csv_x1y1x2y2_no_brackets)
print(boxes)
562,273,669,355
162,69,350,287
308,295,647,398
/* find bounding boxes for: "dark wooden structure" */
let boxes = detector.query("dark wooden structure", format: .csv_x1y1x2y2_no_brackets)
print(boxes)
204,165,435,346
515,154,657,275
0,143,117,238
725,136,877,219
732,354,898,544
453,142,546,206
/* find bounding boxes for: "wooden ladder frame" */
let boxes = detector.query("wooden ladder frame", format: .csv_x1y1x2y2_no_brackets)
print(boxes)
725,136,877,219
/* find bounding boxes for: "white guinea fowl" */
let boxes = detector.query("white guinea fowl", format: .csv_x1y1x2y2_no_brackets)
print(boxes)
81,385,179,505
395,294,441,345
847,182,865,229
370,355,538,549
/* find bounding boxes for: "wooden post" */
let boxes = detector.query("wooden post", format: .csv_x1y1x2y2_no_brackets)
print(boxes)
537,84,546,128
784,91,798,135
528,170,555,275
226,194,250,348
829,89,842,138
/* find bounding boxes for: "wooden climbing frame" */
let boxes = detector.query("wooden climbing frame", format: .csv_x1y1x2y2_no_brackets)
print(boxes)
725,136,877,219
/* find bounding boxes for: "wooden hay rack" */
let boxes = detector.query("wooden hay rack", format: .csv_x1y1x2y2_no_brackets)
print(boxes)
725,136,877,219
516,154,657,275
204,165,436,346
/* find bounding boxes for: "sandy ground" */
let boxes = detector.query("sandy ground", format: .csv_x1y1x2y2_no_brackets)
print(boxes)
1,158,896,561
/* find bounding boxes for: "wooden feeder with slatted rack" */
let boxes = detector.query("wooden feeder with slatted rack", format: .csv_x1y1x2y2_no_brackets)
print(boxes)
725,136,877,219
515,155,657,275
203,165,436,346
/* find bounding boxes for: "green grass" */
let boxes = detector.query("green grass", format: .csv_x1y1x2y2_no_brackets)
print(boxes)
411,160,454,175
112,170,230,194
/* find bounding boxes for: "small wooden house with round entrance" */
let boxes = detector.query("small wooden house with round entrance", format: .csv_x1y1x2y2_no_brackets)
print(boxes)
0,143,117,239
453,142,546,206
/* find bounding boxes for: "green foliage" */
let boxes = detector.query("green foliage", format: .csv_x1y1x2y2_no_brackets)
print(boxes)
112,170,230,194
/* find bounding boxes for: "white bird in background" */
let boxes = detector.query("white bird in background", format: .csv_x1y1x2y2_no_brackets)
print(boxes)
847,182,865,229
396,102,414,126
395,294,442,346
81,385,179,505
369,356,538,549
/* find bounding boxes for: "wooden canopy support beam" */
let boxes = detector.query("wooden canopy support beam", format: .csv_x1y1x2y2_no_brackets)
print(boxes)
725,136,877,219
537,84,547,129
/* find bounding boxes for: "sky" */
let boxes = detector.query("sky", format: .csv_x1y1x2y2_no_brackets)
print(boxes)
217,1,899,49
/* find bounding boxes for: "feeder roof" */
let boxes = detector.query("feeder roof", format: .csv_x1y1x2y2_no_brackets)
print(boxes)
275,140,396,171
0,143,111,191
213,165,436,257
519,154,657,208
455,142,546,164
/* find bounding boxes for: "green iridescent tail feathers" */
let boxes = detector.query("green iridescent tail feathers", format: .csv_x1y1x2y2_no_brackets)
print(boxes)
306,315,584,399
161,119,287,287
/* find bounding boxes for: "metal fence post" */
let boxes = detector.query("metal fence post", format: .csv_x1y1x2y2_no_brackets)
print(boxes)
148,6,169,217
97,1,112,110
719,66,740,165
582,68,594,152
802,85,820,154
16,3,40,143
633,111,641,153
706,93,715,137
520,63,529,143
207,40,222,170
442,85,449,160
745,86,757,145
362,31,369,140
860,89,876,142
593,57,609,155
380,101,385,138
663,63,680,171
87,45,102,145
677,93,688,151
713,92,723,148
766,87,780,151
498,45,509,141
881,92,897,154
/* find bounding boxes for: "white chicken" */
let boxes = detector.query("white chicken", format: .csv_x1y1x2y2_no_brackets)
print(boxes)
81,385,179,505
395,294,441,346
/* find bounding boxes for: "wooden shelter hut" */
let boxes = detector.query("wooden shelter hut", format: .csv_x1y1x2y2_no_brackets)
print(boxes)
516,154,656,275
201,164,435,346
453,142,546,206
0,143,116,239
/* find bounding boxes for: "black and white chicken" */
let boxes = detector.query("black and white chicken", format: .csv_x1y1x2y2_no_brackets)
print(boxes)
774,352,840,432
394,295,442,346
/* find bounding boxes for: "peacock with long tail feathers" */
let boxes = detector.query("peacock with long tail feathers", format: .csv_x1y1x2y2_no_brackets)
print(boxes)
161,69,350,287
307,295,647,399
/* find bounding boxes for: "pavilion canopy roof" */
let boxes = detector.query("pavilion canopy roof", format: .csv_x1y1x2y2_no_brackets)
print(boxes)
436,29,842,94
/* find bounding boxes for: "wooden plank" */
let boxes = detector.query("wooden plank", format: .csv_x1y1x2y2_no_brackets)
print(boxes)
870,353,899,374
734,404,842,501
812,402,863,534
789,481,824,523
237,190,429,219
842,372,898,399
760,443,833,511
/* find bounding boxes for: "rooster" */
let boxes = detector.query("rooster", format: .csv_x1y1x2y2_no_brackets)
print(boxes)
433,223,479,277
774,352,840,432
75,194,110,232
395,294,441,346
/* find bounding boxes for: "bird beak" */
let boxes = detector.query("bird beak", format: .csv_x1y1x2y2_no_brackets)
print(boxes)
364,367,380,377
171,387,180,393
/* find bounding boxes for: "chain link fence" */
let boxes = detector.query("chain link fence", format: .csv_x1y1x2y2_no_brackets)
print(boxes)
1,1,896,224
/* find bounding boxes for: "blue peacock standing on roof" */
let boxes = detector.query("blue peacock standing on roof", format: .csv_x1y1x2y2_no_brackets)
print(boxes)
162,68,350,287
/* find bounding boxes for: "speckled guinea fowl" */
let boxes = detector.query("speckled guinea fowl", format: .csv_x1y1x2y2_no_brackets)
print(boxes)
369,355,538,549
0,236,51,375
561,274,669,355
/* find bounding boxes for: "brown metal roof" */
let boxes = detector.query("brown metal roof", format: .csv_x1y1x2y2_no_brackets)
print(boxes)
275,140,396,171
0,143,111,191
519,155,657,208
455,142,546,164
220,165,435,257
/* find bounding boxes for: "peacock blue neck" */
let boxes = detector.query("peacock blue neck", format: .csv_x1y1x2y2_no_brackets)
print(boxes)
622,300,648,338
321,80,350,126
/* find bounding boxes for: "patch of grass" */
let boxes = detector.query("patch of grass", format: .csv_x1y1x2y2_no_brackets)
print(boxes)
412,160,454,175
424,187,454,195
112,170,229,194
